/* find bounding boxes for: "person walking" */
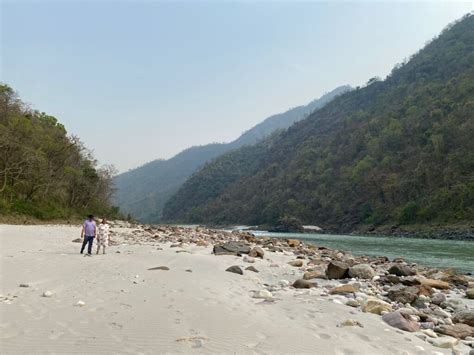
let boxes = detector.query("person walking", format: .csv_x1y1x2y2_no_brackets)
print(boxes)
80,214,96,256
96,218,110,254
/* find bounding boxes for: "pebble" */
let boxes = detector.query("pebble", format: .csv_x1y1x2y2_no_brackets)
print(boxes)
19,283,30,288
346,299,359,307
75,300,86,307
337,319,363,327
253,290,273,299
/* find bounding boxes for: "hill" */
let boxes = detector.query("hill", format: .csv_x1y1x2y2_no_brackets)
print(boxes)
0,84,120,220
162,14,474,232
113,85,350,223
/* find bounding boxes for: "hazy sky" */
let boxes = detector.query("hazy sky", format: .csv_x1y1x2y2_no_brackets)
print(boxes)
1,1,472,172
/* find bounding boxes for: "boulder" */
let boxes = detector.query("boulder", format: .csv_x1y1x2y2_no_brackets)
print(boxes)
287,239,301,248
419,279,450,290
225,266,243,275
427,336,459,349
453,309,474,327
431,293,446,306
361,297,393,315
214,242,251,256
388,264,416,277
248,247,264,258
387,285,418,304
292,279,317,289
243,256,255,263
382,312,419,332
329,284,359,295
245,266,259,273
326,261,349,279
303,271,326,280
288,260,304,267
435,324,474,339
348,264,375,279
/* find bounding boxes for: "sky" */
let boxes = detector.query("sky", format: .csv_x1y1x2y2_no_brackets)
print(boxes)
1,1,472,172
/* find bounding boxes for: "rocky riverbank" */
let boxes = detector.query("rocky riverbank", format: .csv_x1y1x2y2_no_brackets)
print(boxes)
107,221,474,353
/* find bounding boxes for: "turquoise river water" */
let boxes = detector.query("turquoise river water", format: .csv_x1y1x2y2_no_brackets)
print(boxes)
250,231,474,274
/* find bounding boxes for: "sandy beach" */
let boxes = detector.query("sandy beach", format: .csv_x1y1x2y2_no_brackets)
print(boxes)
0,224,472,354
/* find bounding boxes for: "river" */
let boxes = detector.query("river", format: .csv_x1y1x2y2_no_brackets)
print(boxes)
249,231,474,274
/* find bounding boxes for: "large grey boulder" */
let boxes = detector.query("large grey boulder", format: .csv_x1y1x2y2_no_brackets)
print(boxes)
214,242,251,256
326,261,349,279
348,264,375,279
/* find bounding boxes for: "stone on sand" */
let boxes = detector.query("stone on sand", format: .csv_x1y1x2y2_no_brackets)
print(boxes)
226,266,243,275
248,247,264,259
253,290,273,299
303,271,326,280
337,319,363,328
382,312,419,332
245,266,259,273
329,284,358,295
148,266,170,271
361,297,392,315
42,290,53,298
292,279,317,289
288,260,304,267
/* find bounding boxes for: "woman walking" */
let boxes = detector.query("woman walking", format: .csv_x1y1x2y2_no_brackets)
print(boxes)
96,219,110,254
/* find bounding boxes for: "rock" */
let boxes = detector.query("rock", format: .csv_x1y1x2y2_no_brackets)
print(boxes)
453,309,474,326
248,247,264,258
400,276,421,286
441,274,469,287
346,299,360,307
427,335,459,349
292,279,317,289
466,288,474,299
435,324,474,339
419,279,450,290
382,312,420,332
421,329,438,338
287,239,301,248
387,285,418,304
148,266,170,271
361,297,393,315
348,264,375,279
253,290,273,299
19,283,30,288
329,284,359,295
431,293,446,306
226,266,243,275
442,298,467,311
245,266,259,273
185,269,193,273
243,256,255,263
326,261,349,279
303,271,326,280
75,300,86,307
42,291,53,298
213,242,251,256
388,264,416,277
288,260,304,267
337,319,363,327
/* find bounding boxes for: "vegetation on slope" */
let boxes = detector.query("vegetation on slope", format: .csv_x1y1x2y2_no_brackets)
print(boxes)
162,14,474,230
114,86,350,223
0,84,120,220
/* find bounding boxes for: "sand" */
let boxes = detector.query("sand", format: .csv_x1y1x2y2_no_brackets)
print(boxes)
0,224,466,354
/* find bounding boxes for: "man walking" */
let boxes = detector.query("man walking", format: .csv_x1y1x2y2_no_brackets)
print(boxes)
80,214,97,256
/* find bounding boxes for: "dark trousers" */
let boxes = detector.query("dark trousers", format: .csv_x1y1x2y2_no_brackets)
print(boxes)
80,236,95,254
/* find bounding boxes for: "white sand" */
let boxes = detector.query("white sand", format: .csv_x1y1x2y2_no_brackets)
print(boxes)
0,224,459,354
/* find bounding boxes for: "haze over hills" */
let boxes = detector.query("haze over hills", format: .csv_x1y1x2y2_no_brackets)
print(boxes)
162,14,474,230
113,85,351,223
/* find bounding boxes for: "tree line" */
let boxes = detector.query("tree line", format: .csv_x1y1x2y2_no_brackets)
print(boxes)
0,84,121,220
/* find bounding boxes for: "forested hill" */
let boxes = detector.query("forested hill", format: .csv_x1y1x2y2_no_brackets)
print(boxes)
162,14,474,231
0,85,119,220
113,85,350,223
